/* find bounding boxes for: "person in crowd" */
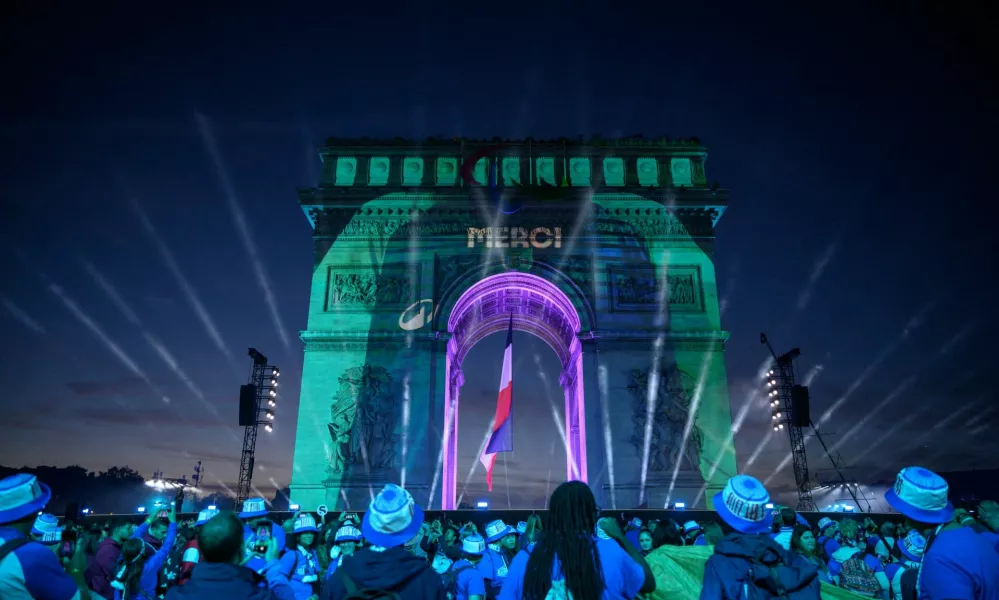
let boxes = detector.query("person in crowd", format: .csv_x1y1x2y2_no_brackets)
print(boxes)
683,520,707,546
280,514,322,600
699,474,820,599
320,483,446,600
31,513,66,549
648,519,660,532
870,521,896,564
637,528,653,556
624,517,644,549
92,518,135,599
518,515,541,552
789,524,833,585
325,524,362,579
477,519,519,595
112,504,178,600
816,517,841,556
827,517,887,597
771,509,797,550
882,528,924,600
883,466,999,599
978,499,999,533
499,480,655,600
651,518,684,549
448,534,487,600
240,498,288,576
175,508,218,587
703,522,724,546
0,473,90,599
165,511,294,600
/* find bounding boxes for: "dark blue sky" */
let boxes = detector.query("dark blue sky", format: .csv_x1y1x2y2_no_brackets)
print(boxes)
2,3,997,508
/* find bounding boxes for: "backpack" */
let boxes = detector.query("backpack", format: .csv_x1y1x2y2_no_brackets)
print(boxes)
838,555,881,596
741,546,790,600
337,570,401,600
443,564,472,600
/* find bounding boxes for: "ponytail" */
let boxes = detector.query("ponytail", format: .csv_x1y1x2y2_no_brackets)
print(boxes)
112,538,146,599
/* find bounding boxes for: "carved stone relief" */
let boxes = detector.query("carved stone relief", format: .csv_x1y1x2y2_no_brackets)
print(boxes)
609,266,702,312
327,266,418,309
327,365,399,474
626,366,703,473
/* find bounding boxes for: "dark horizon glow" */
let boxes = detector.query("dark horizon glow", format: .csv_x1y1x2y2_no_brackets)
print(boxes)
2,5,998,508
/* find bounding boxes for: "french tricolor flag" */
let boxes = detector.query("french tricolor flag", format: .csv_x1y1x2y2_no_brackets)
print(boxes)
480,314,514,491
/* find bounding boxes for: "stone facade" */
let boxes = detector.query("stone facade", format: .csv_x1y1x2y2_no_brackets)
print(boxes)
290,137,736,511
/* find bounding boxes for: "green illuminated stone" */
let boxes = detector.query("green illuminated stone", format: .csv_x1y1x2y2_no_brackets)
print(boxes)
436,157,458,186
402,157,424,186
502,157,520,185
670,158,692,187
636,158,659,187
368,157,390,186
603,157,625,186
569,157,590,186
335,157,356,186
535,157,556,185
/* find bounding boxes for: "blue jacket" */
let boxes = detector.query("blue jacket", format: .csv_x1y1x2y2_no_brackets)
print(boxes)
320,546,446,600
279,546,321,600
164,561,295,600
700,533,821,600
115,521,178,600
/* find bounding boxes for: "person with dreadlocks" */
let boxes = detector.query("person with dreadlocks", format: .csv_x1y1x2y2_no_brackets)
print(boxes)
498,481,654,600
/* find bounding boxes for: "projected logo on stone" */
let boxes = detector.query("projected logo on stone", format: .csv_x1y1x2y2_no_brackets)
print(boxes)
398,299,437,331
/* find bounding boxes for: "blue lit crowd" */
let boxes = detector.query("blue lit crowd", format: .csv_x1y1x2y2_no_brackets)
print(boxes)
1,465,998,599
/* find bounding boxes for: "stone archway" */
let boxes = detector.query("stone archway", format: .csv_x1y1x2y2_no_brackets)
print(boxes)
439,272,586,510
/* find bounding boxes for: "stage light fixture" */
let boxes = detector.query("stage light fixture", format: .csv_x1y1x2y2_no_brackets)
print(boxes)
289,503,300,511
270,378,278,387
268,399,276,407
208,505,217,510
264,424,273,432
674,502,686,510
137,507,146,513
265,410,274,420
273,368,280,377
269,389,276,397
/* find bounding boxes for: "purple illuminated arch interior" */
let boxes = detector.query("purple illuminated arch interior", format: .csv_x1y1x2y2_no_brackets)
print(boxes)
440,272,588,509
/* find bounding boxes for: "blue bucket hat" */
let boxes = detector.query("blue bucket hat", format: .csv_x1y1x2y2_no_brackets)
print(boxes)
884,466,954,524
899,529,927,563
484,519,517,543
0,474,52,525
361,484,424,548
195,508,219,527
712,474,771,534
238,497,269,519
293,514,320,534
31,513,64,545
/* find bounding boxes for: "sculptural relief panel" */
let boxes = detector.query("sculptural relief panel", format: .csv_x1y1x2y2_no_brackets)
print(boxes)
326,264,420,311
326,365,400,475
626,366,703,473
608,265,703,313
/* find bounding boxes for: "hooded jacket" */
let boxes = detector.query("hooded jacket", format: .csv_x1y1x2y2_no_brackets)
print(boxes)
320,546,447,600
91,537,124,599
699,533,820,600
164,561,295,600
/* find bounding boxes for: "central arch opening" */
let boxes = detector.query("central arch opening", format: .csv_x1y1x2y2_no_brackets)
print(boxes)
441,272,588,510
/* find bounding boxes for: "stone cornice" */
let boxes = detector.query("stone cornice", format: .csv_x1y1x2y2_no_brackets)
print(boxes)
321,136,705,152
298,188,728,207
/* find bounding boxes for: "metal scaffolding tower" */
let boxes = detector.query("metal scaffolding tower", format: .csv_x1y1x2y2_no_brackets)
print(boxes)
236,348,280,506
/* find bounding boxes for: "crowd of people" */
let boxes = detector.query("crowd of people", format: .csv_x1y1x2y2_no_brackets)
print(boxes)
1,465,998,599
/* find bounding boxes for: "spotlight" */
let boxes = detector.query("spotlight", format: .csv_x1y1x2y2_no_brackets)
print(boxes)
476,501,489,509
82,508,90,515
268,399,276,407
265,410,275,420
273,368,280,377
778,423,784,430
269,390,276,397
289,503,300,511
765,503,774,510
137,507,146,513
264,424,273,433
674,502,686,510
208,505,217,510
270,378,278,387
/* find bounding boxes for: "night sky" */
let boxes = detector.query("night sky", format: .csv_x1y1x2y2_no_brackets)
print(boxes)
2,4,998,509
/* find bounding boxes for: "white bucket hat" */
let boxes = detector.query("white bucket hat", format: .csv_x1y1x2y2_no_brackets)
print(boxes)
239,497,269,519
294,514,320,534
712,474,771,534
31,513,64,545
884,466,954,524
335,525,362,543
361,484,424,548
462,534,487,555
484,519,516,543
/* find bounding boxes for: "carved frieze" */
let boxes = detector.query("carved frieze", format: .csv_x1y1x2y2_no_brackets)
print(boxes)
626,366,703,473
326,265,420,310
608,265,704,312
327,365,399,474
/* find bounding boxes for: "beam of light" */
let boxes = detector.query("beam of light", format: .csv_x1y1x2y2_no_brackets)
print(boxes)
426,400,451,510
545,439,556,500
822,376,917,458
796,241,840,311
641,252,672,506
0,294,46,334
79,259,219,416
195,113,291,354
598,363,617,509
48,283,172,405
126,192,238,371
268,478,291,504
400,373,411,489
744,431,775,471
340,490,352,509
870,400,981,479
939,320,978,355
534,353,580,480
801,363,824,386
964,405,996,429
665,351,712,508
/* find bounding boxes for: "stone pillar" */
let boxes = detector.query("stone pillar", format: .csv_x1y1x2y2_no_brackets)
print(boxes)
580,337,615,508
